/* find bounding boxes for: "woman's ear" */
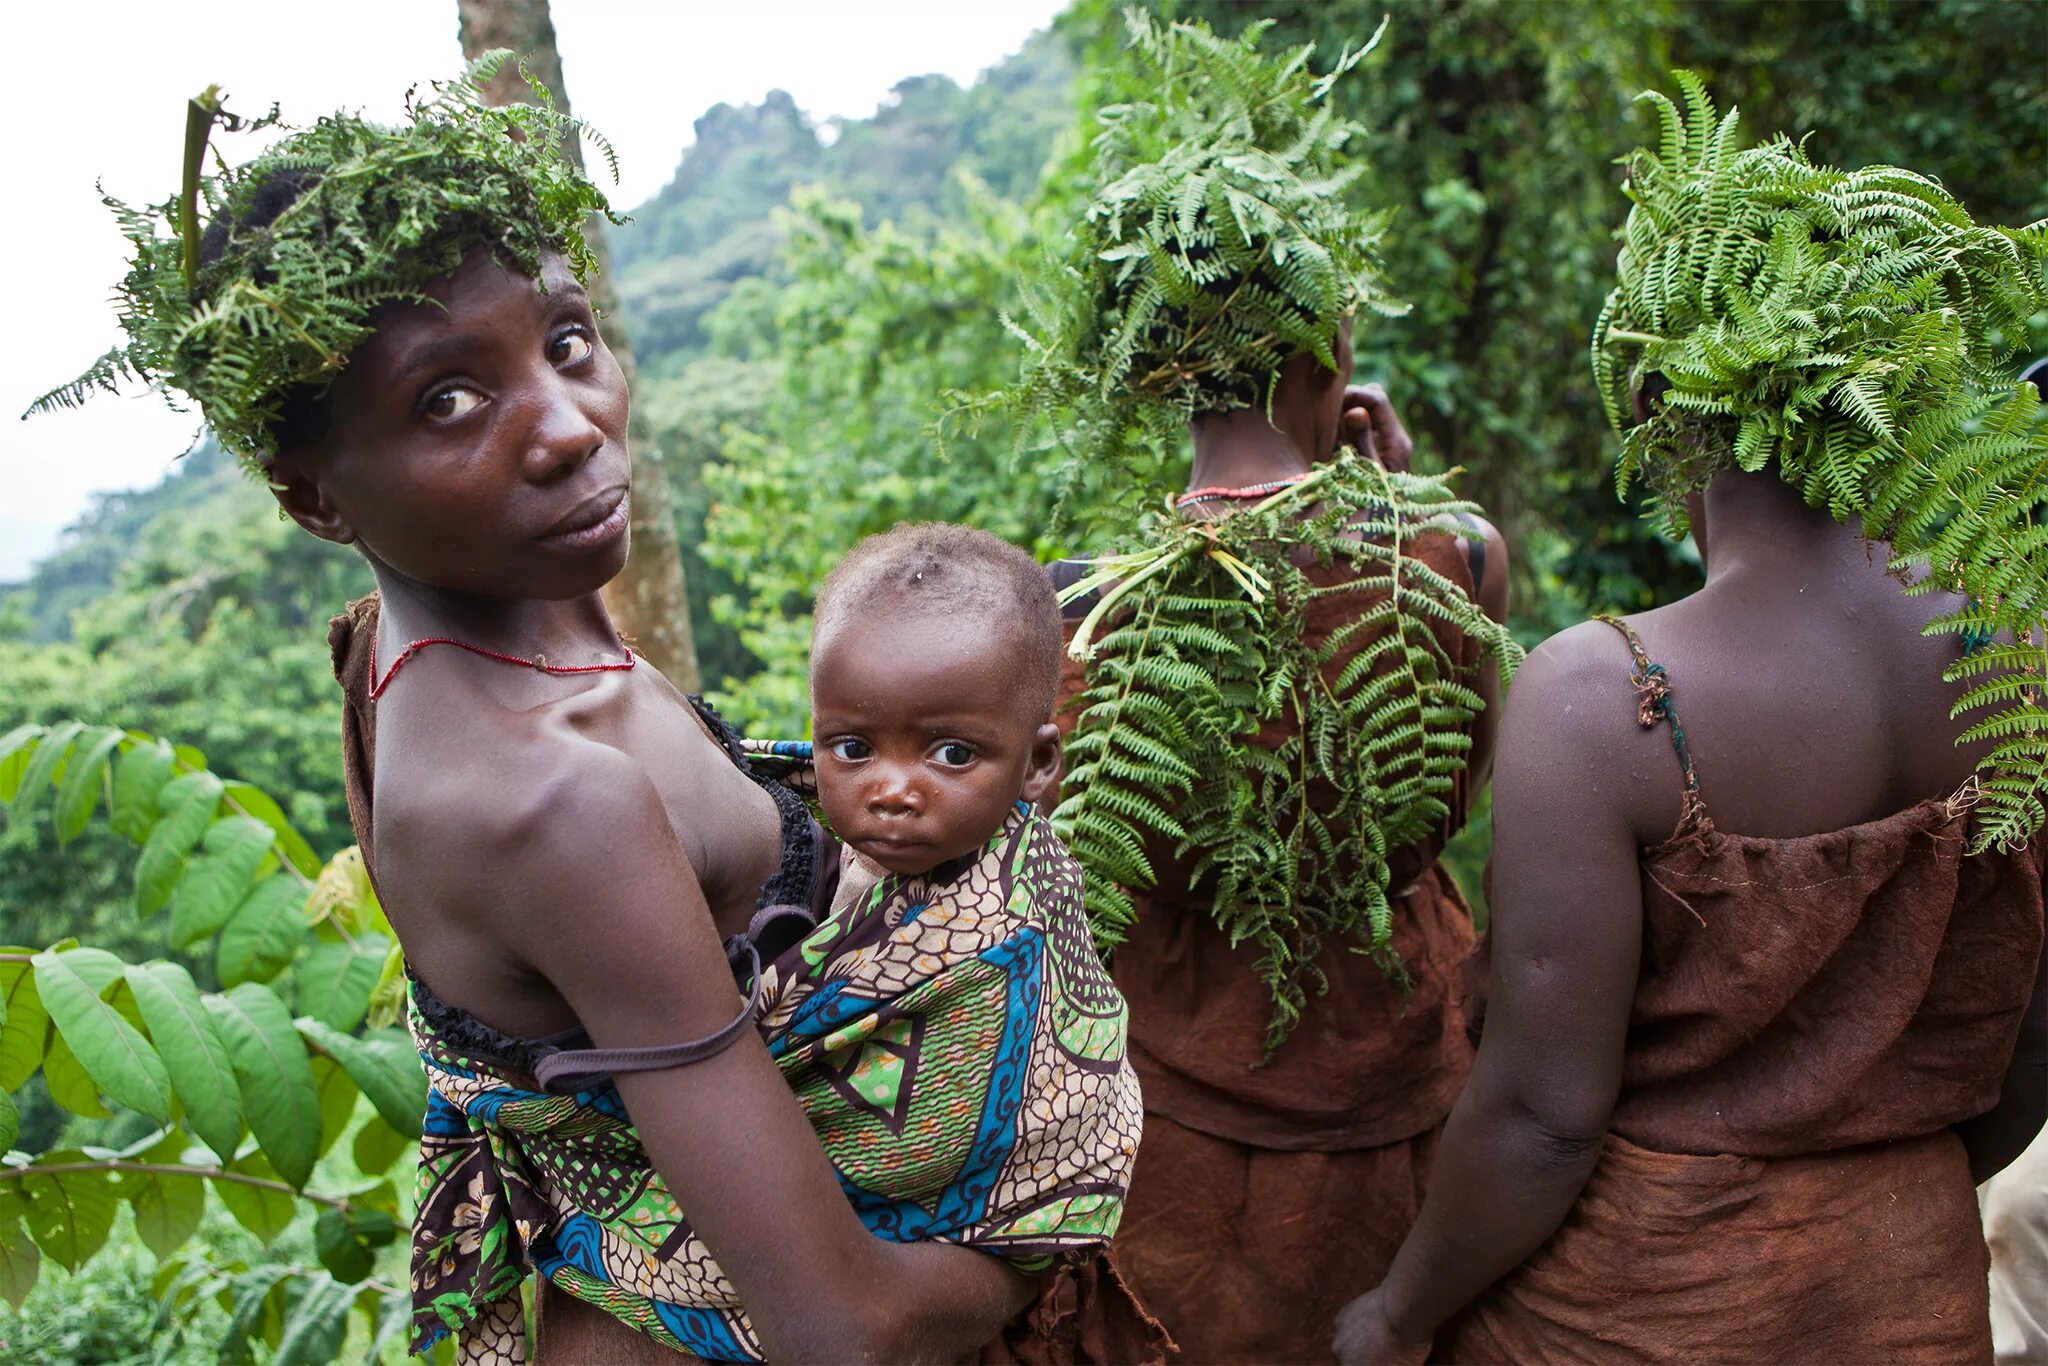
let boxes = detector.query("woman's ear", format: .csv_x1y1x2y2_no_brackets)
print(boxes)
1020,722,1064,807
266,447,357,546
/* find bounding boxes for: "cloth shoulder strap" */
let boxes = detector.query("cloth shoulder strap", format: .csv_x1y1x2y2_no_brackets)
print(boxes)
1595,614,1709,836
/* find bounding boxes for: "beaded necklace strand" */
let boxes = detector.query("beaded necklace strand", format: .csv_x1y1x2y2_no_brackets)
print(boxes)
1174,472,1312,510
368,632,636,700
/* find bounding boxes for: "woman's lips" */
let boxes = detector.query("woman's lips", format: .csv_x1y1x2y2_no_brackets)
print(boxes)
538,486,629,551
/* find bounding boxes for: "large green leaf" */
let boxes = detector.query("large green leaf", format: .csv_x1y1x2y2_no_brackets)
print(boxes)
135,770,225,916
0,955,48,1091
0,1090,16,1152
0,724,43,803
126,961,243,1162
310,1056,360,1158
34,948,172,1123
120,1134,208,1262
0,1214,39,1308
10,720,83,820
203,983,319,1188
109,736,176,841
295,1020,427,1137
217,874,308,987
41,1026,111,1118
168,816,276,949
211,1151,297,1246
352,1112,410,1177
17,1154,119,1270
52,726,123,845
222,780,321,878
297,933,391,1033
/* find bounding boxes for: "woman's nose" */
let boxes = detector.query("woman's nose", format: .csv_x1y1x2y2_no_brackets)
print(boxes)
522,376,606,483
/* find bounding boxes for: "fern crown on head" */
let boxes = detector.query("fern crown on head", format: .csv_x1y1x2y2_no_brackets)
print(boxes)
27,52,620,472
995,9,1403,469
1594,73,2048,851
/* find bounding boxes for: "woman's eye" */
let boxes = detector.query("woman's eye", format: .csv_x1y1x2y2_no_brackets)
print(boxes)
828,738,872,762
549,329,595,366
932,742,976,768
423,386,484,422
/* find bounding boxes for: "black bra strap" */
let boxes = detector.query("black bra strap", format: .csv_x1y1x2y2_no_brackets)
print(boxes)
532,926,778,1096
1452,510,1487,597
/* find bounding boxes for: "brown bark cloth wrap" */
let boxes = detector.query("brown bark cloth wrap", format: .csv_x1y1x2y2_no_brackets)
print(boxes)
1053,535,1487,1364
1444,622,2046,1365
330,595,1170,1364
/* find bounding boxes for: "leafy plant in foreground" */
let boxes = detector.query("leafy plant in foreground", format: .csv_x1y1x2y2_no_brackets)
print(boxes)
1593,74,2048,850
1055,456,1521,1049
0,721,420,1358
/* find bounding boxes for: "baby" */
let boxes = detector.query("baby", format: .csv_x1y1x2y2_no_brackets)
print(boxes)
807,522,1068,900
714,521,1151,1341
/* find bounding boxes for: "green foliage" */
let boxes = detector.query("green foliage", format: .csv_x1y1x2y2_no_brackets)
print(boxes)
25,52,618,470
697,186,1146,733
0,722,416,1354
1055,457,1521,1047
997,10,1401,468
1594,76,2048,850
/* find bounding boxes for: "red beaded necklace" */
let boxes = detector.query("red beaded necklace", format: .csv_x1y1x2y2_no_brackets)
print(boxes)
368,632,636,700
1174,472,1312,509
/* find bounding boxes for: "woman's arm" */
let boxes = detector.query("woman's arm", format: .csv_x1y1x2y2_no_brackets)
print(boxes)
436,741,1029,1362
1955,923,2048,1183
1334,625,1664,1362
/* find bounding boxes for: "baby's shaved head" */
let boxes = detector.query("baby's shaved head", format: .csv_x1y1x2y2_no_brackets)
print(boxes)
813,523,1062,722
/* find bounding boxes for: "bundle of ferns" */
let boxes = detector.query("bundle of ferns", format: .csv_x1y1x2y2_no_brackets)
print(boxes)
1595,73,2048,851
27,51,616,469
1055,456,1521,1049
990,10,1404,471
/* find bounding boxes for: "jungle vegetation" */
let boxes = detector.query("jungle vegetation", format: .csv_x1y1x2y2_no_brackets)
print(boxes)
2,1,2042,1360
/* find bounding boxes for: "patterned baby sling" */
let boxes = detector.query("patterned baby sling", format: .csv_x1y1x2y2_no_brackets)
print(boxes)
408,775,1141,1362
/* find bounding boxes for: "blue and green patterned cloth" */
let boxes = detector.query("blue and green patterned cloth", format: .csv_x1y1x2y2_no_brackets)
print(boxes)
409,798,1140,1363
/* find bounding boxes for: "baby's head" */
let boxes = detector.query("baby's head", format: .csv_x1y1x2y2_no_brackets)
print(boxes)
810,523,1063,877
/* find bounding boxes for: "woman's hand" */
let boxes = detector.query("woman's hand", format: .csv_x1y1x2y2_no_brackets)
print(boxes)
1333,1286,1432,1365
1342,382,1414,474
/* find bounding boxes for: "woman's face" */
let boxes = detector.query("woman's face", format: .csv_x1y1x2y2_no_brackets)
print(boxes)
271,246,631,602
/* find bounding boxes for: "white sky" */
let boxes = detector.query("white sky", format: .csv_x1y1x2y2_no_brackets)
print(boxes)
2,0,1067,581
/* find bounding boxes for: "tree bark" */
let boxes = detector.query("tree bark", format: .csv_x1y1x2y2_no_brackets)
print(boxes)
456,0,703,692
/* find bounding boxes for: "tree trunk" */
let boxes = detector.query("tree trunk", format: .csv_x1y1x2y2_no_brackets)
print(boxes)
456,0,703,692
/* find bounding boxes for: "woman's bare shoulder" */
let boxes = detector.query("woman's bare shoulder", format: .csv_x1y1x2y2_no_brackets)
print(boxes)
378,710,675,928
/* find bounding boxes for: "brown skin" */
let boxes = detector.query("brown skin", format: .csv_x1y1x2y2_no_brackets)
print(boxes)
812,608,1063,878
269,245,1030,1362
1333,463,2048,1365
1184,321,1513,861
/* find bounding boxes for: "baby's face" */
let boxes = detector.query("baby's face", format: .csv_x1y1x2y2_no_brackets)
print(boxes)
810,609,1059,877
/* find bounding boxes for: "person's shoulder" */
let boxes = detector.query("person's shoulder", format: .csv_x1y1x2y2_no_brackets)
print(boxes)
386,722,670,915
1497,616,1685,835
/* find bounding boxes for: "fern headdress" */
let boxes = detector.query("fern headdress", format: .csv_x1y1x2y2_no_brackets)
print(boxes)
1593,74,2048,849
1024,14,1521,1049
999,10,1403,468
28,52,618,471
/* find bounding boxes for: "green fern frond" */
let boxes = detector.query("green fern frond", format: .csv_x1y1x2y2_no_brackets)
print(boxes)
981,10,1401,468
1053,456,1521,1048
1596,73,2048,853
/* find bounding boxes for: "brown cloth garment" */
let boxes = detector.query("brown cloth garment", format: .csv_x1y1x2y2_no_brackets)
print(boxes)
1054,534,1487,1363
329,595,1170,1365
1443,620,2047,1365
